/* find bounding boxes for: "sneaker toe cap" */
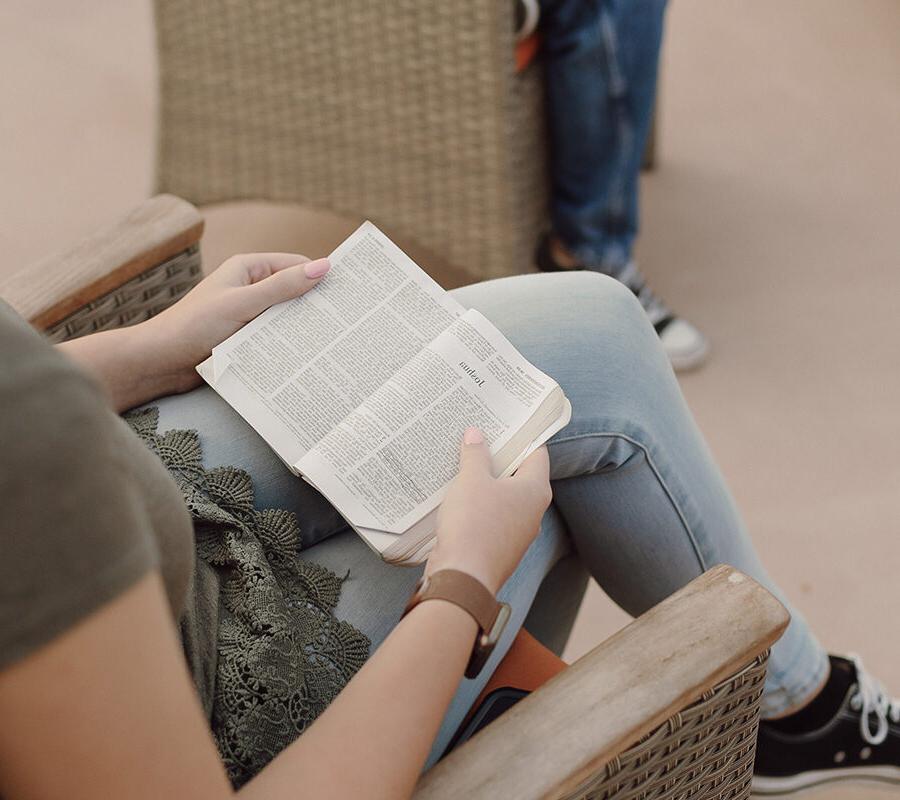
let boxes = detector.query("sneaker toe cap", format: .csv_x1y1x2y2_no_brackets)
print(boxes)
659,318,710,371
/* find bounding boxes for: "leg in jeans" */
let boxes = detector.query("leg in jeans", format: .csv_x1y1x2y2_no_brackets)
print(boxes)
452,272,828,721
151,271,827,767
539,0,667,271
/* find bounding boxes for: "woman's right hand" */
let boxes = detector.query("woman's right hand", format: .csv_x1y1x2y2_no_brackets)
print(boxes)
426,427,552,594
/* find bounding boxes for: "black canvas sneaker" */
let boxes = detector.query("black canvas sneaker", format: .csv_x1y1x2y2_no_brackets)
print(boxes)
753,655,900,795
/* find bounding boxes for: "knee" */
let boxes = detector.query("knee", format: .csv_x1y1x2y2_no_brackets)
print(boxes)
452,271,660,371
543,271,669,386
548,271,650,339
559,269,628,301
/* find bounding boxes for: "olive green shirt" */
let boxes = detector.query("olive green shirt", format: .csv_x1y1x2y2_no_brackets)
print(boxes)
0,300,195,670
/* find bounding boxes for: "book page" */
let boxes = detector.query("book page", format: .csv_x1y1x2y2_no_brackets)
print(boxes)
198,222,464,467
295,309,561,534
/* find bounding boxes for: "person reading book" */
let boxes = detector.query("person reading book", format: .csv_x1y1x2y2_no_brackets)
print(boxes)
0,229,897,799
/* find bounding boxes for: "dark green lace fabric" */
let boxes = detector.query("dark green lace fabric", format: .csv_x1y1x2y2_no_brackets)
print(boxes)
125,407,371,787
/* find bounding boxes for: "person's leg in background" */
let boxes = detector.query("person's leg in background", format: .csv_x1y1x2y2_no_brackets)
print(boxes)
537,0,710,371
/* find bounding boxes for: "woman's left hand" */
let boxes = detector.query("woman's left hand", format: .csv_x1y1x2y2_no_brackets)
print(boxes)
142,252,331,392
59,252,330,412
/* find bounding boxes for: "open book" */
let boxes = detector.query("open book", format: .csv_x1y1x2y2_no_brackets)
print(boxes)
197,222,571,565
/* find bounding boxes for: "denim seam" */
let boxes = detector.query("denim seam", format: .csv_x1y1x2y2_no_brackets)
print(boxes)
550,430,709,573
598,4,632,230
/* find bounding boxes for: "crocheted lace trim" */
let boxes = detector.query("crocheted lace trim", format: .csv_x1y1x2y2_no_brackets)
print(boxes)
126,407,370,786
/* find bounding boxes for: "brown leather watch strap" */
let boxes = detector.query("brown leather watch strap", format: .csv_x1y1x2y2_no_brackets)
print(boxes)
404,569,500,631
402,569,511,679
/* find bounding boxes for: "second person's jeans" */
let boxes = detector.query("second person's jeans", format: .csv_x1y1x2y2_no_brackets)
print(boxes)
540,0,667,271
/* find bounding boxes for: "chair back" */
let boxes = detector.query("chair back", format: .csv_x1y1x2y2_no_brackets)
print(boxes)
154,0,550,280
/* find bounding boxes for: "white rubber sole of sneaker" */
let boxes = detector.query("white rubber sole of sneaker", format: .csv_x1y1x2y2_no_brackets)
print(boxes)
752,765,900,796
658,318,710,372
667,341,710,372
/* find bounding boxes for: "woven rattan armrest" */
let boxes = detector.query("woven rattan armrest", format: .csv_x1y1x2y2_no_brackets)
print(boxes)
0,194,203,342
414,565,789,800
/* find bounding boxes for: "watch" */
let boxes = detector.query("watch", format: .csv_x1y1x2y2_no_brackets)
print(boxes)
402,569,511,678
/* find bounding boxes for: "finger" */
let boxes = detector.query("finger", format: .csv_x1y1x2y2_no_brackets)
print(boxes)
457,427,493,477
263,254,312,274
511,445,550,486
225,253,313,285
244,258,331,311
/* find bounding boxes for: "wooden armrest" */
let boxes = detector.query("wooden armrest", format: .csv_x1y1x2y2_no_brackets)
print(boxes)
0,194,203,329
413,565,789,800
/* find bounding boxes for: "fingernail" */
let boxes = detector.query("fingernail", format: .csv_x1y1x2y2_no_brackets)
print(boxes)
463,427,483,445
304,258,331,279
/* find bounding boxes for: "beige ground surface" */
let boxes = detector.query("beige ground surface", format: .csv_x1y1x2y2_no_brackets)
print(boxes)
1,2,898,797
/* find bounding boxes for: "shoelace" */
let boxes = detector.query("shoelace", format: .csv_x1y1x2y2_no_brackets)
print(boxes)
617,261,671,326
848,653,900,745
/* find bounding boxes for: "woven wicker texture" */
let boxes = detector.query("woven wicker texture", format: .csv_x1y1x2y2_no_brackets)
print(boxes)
44,245,202,343
154,1,549,279
558,653,769,800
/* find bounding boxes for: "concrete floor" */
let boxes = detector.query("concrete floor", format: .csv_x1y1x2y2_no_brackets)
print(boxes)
1,2,898,797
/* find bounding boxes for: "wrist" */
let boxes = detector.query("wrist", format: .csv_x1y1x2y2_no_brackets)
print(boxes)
403,595,479,633
131,316,200,396
404,569,511,678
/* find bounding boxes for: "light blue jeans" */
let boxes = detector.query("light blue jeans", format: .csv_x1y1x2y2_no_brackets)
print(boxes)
153,272,828,766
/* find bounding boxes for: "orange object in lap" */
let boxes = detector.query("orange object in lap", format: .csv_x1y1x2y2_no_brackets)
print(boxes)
469,628,566,721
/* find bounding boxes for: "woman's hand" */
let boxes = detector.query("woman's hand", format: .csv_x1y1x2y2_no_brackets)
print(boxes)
59,253,330,412
142,252,331,393
426,427,552,594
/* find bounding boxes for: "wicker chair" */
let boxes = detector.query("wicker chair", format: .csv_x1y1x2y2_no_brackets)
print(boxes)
153,0,549,282
0,195,787,800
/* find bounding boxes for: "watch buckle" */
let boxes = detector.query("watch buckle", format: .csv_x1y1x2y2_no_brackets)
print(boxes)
465,602,511,679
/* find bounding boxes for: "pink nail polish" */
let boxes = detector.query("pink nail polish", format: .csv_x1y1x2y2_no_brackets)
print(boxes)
304,258,331,279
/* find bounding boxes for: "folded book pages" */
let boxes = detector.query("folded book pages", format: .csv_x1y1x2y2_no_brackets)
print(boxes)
198,222,571,565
